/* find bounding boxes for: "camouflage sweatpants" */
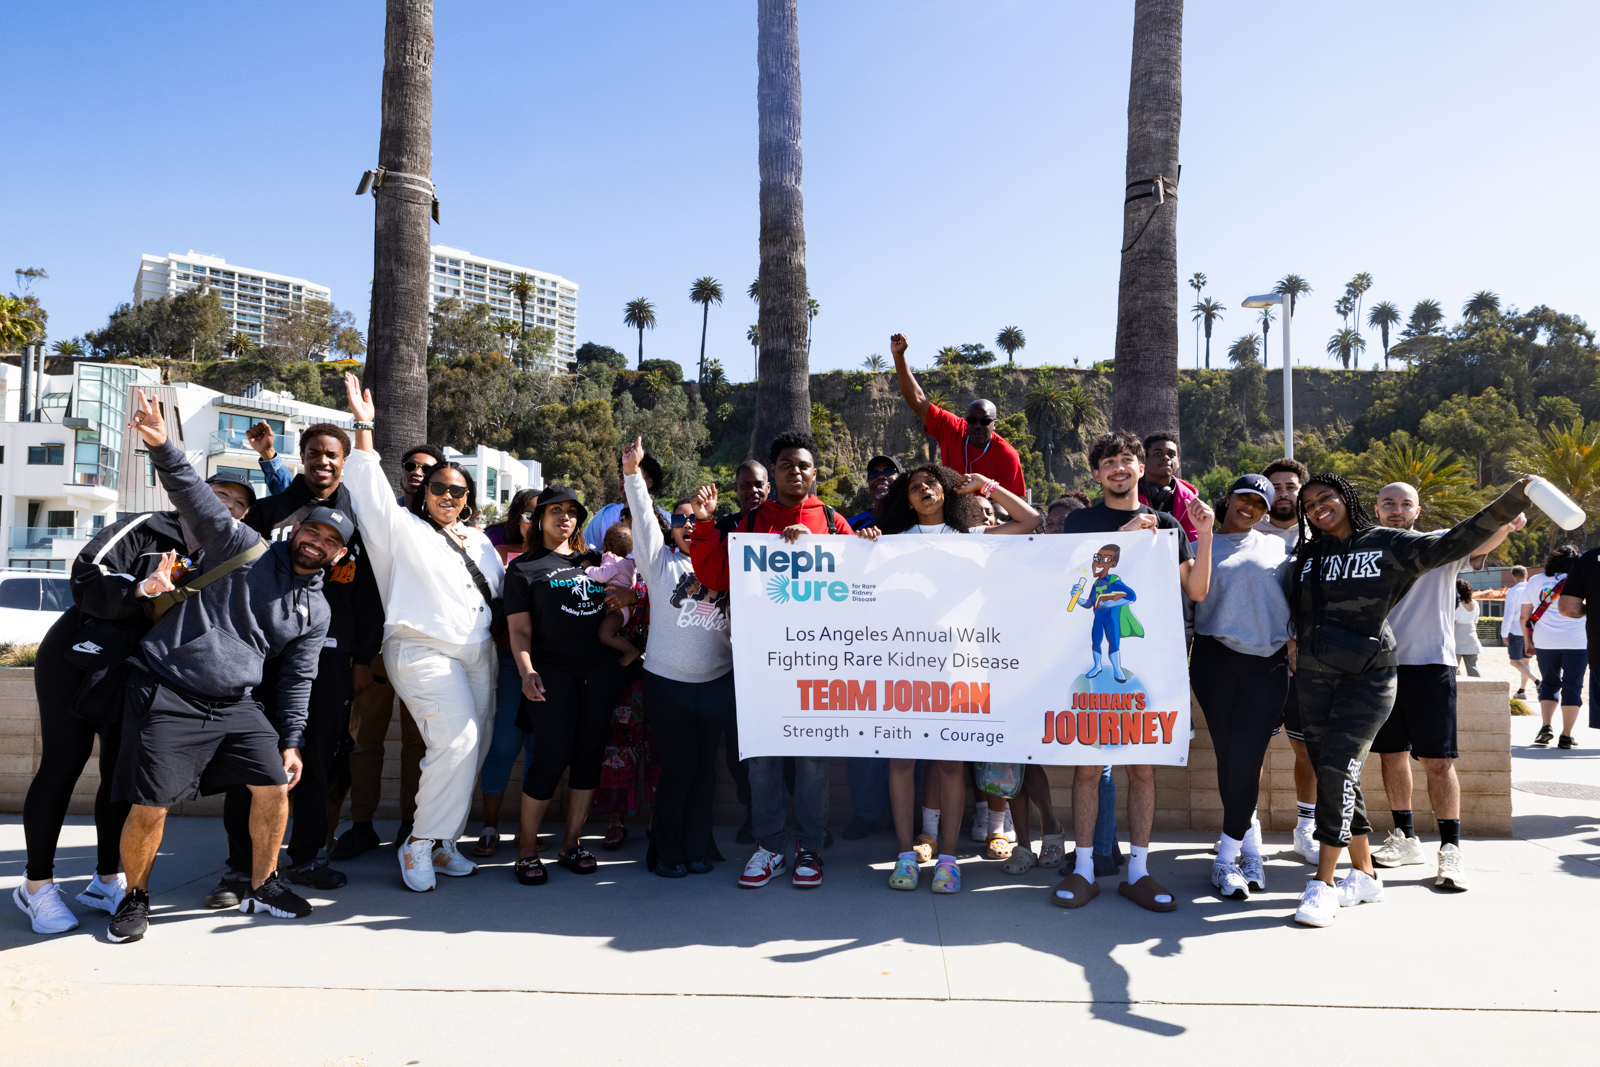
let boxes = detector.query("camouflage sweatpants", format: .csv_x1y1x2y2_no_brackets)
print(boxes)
1295,666,1398,847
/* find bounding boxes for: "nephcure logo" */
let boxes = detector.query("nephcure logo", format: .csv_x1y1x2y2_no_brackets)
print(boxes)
745,544,849,605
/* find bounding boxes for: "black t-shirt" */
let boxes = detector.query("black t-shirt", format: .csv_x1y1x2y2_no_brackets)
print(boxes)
1558,547,1600,652
1059,502,1194,563
503,545,608,666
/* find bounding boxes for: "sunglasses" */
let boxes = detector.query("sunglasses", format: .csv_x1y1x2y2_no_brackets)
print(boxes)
966,417,995,427
403,460,438,473
867,467,897,479
520,512,535,523
426,482,468,500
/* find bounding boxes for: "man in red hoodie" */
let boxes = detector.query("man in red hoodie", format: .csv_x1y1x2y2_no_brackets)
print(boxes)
689,430,878,891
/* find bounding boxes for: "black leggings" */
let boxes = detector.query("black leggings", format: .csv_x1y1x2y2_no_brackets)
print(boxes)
520,659,626,801
23,611,129,880
1190,634,1288,841
647,670,736,866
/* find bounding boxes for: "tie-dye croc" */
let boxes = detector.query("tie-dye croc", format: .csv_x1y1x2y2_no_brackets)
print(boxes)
888,855,920,891
931,858,962,894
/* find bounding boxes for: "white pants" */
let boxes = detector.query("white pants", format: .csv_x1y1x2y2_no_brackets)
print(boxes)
384,628,497,841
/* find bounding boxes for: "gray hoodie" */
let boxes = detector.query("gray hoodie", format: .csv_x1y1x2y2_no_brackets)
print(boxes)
141,437,330,749
624,471,731,684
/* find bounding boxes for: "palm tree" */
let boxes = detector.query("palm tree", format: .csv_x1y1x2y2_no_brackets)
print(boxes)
704,358,728,406
49,337,85,359
1463,290,1501,322
507,272,534,340
1334,294,1354,330
1516,417,1600,541
1259,305,1275,361
1227,333,1261,367
1191,297,1225,369
1110,0,1183,439
1326,327,1366,369
1406,299,1444,337
491,317,522,365
862,353,887,372
995,325,1026,365
364,0,434,484
747,323,760,380
1536,395,1580,429
1367,300,1401,367
752,0,812,450
0,294,44,349
1273,273,1312,317
1346,272,1373,336
225,331,257,360
688,276,724,385
1062,384,1099,451
1188,272,1206,367
623,298,657,368
748,277,761,304
1025,378,1071,476
1354,438,1479,527
805,294,820,357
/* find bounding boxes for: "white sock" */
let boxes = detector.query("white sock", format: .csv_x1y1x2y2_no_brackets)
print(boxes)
1244,813,1264,856
1057,847,1096,899
1217,833,1244,866
1296,803,1314,833
1127,846,1172,903
921,806,940,838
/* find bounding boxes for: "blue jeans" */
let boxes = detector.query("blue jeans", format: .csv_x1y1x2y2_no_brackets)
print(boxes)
748,755,829,853
846,758,889,822
1536,648,1588,707
478,655,535,796
1093,766,1118,855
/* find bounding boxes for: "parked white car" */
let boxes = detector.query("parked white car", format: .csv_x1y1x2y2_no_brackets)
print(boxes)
0,570,72,645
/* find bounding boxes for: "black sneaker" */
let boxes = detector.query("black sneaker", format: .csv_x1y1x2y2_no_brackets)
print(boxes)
285,861,348,890
1533,725,1554,746
238,872,313,918
1558,734,1577,750
330,823,382,860
394,820,414,847
107,888,150,943
204,871,249,909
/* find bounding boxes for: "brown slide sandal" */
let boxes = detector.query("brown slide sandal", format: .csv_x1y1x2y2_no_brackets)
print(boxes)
1119,875,1178,912
1051,872,1100,908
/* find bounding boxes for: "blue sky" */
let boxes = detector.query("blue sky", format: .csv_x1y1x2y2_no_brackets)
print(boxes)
5,1,1598,380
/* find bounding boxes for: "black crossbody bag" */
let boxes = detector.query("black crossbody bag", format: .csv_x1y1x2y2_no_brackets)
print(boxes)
434,524,506,639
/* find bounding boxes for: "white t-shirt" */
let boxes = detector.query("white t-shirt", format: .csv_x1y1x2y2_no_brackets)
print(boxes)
1501,581,1527,638
1388,532,1484,666
1455,600,1483,655
1526,572,1587,650
912,523,979,535
1252,516,1300,549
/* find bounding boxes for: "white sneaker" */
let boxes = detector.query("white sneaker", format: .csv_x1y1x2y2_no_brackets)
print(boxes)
13,883,79,935
1240,853,1267,893
398,837,436,892
1294,879,1338,927
738,847,786,888
1371,829,1425,867
1435,843,1469,891
1211,860,1249,900
1292,824,1319,864
432,839,478,878
1335,868,1385,907
76,873,127,915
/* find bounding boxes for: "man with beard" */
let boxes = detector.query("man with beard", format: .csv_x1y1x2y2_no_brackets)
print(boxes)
1255,457,1307,547
107,392,339,942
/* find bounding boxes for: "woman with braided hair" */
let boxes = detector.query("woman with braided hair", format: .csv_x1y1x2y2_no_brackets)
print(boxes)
1286,472,1530,927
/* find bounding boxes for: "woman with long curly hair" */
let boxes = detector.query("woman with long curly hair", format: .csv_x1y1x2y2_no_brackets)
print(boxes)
877,463,1039,894
1286,472,1529,927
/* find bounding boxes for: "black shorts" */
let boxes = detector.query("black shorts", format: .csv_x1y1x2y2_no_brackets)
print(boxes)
1278,679,1303,741
1371,664,1457,760
112,675,288,807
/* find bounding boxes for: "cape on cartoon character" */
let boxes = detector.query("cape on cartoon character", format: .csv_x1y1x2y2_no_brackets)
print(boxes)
1075,542,1144,683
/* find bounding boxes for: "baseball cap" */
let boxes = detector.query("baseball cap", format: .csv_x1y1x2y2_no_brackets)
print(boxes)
865,455,901,477
205,470,258,508
1228,473,1274,506
301,506,355,545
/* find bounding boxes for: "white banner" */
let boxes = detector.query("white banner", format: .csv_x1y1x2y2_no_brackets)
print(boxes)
729,530,1192,765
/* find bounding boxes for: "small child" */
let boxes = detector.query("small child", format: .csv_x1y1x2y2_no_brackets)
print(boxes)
588,522,640,665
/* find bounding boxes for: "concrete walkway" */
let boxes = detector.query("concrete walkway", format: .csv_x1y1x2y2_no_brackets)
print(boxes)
2,649,1595,1066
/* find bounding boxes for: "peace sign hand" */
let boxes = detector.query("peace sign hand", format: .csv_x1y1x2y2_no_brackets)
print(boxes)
128,390,168,448
141,551,179,599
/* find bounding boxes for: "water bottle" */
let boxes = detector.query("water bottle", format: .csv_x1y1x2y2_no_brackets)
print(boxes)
1525,476,1586,531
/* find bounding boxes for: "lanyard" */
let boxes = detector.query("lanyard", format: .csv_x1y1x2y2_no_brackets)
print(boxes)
963,435,992,473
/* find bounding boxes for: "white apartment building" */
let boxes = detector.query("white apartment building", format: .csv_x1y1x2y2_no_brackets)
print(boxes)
135,252,333,347
429,245,577,369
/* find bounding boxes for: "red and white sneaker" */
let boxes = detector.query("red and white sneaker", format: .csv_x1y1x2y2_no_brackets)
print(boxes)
793,849,823,888
738,847,786,888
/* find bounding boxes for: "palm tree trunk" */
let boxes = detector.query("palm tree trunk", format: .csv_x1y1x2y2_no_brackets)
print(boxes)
752,0,811,455
1203,327,1211,370
1111,0,1183,439
637,326,644,368
699,303,710,385
364,0,433,485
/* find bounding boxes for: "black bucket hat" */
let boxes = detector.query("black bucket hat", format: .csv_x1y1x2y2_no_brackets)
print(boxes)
530,485,588,533
206,469,258,508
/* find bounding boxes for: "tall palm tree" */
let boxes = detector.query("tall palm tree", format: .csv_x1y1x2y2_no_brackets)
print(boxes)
1346,272,1373,336
623,298,657,368
1273,273,1312,317
1259,305,1275,362
491,317,521,365
1111,0,1183,439
1025,378,1071,475
995,325,1026,365
1326,327,1366,369
747,323,760,381
752,0,811,451
748,277,760,304
49,337,85,359
364,0,434,483
1191,297,1224,369
1366,300,1401,368
1187,272,1206,367
1462,290,1500,322
689,276,724,385
806,294,819,357
1334,294,1354,330
507,272,534,340
1227,333,1260,367
862,353,887,372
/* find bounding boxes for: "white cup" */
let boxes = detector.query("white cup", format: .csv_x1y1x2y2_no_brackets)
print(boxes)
1525,476,1586,531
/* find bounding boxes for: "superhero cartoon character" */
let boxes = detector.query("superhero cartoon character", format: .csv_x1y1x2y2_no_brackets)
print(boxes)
1076,543,1144,683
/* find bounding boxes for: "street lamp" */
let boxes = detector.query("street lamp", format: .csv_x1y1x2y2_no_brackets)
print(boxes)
1243,292,1292,458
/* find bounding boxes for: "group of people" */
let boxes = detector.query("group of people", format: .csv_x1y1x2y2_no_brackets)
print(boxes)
13,336,1577,941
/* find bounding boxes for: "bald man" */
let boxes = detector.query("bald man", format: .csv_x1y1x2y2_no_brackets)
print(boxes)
1368,481,1525,889
889,333,1025,496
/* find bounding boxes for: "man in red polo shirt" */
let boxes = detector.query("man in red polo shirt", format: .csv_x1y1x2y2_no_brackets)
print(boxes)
889,333,1026,497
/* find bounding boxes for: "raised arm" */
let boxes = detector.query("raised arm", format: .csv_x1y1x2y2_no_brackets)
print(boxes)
890,333,930,423
246,420,295,496
620,437,673,589
1401,479,1532,576
130,390,257,562
338,373,405,560
1179,496,1215,601
687,484,731,591
1468,512,1527,567
955,474,1039,535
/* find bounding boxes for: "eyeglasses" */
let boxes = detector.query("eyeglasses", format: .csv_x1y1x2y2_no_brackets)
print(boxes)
426,482,468,500
403,460,437,473
867,467,897,479
966,417,995,427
